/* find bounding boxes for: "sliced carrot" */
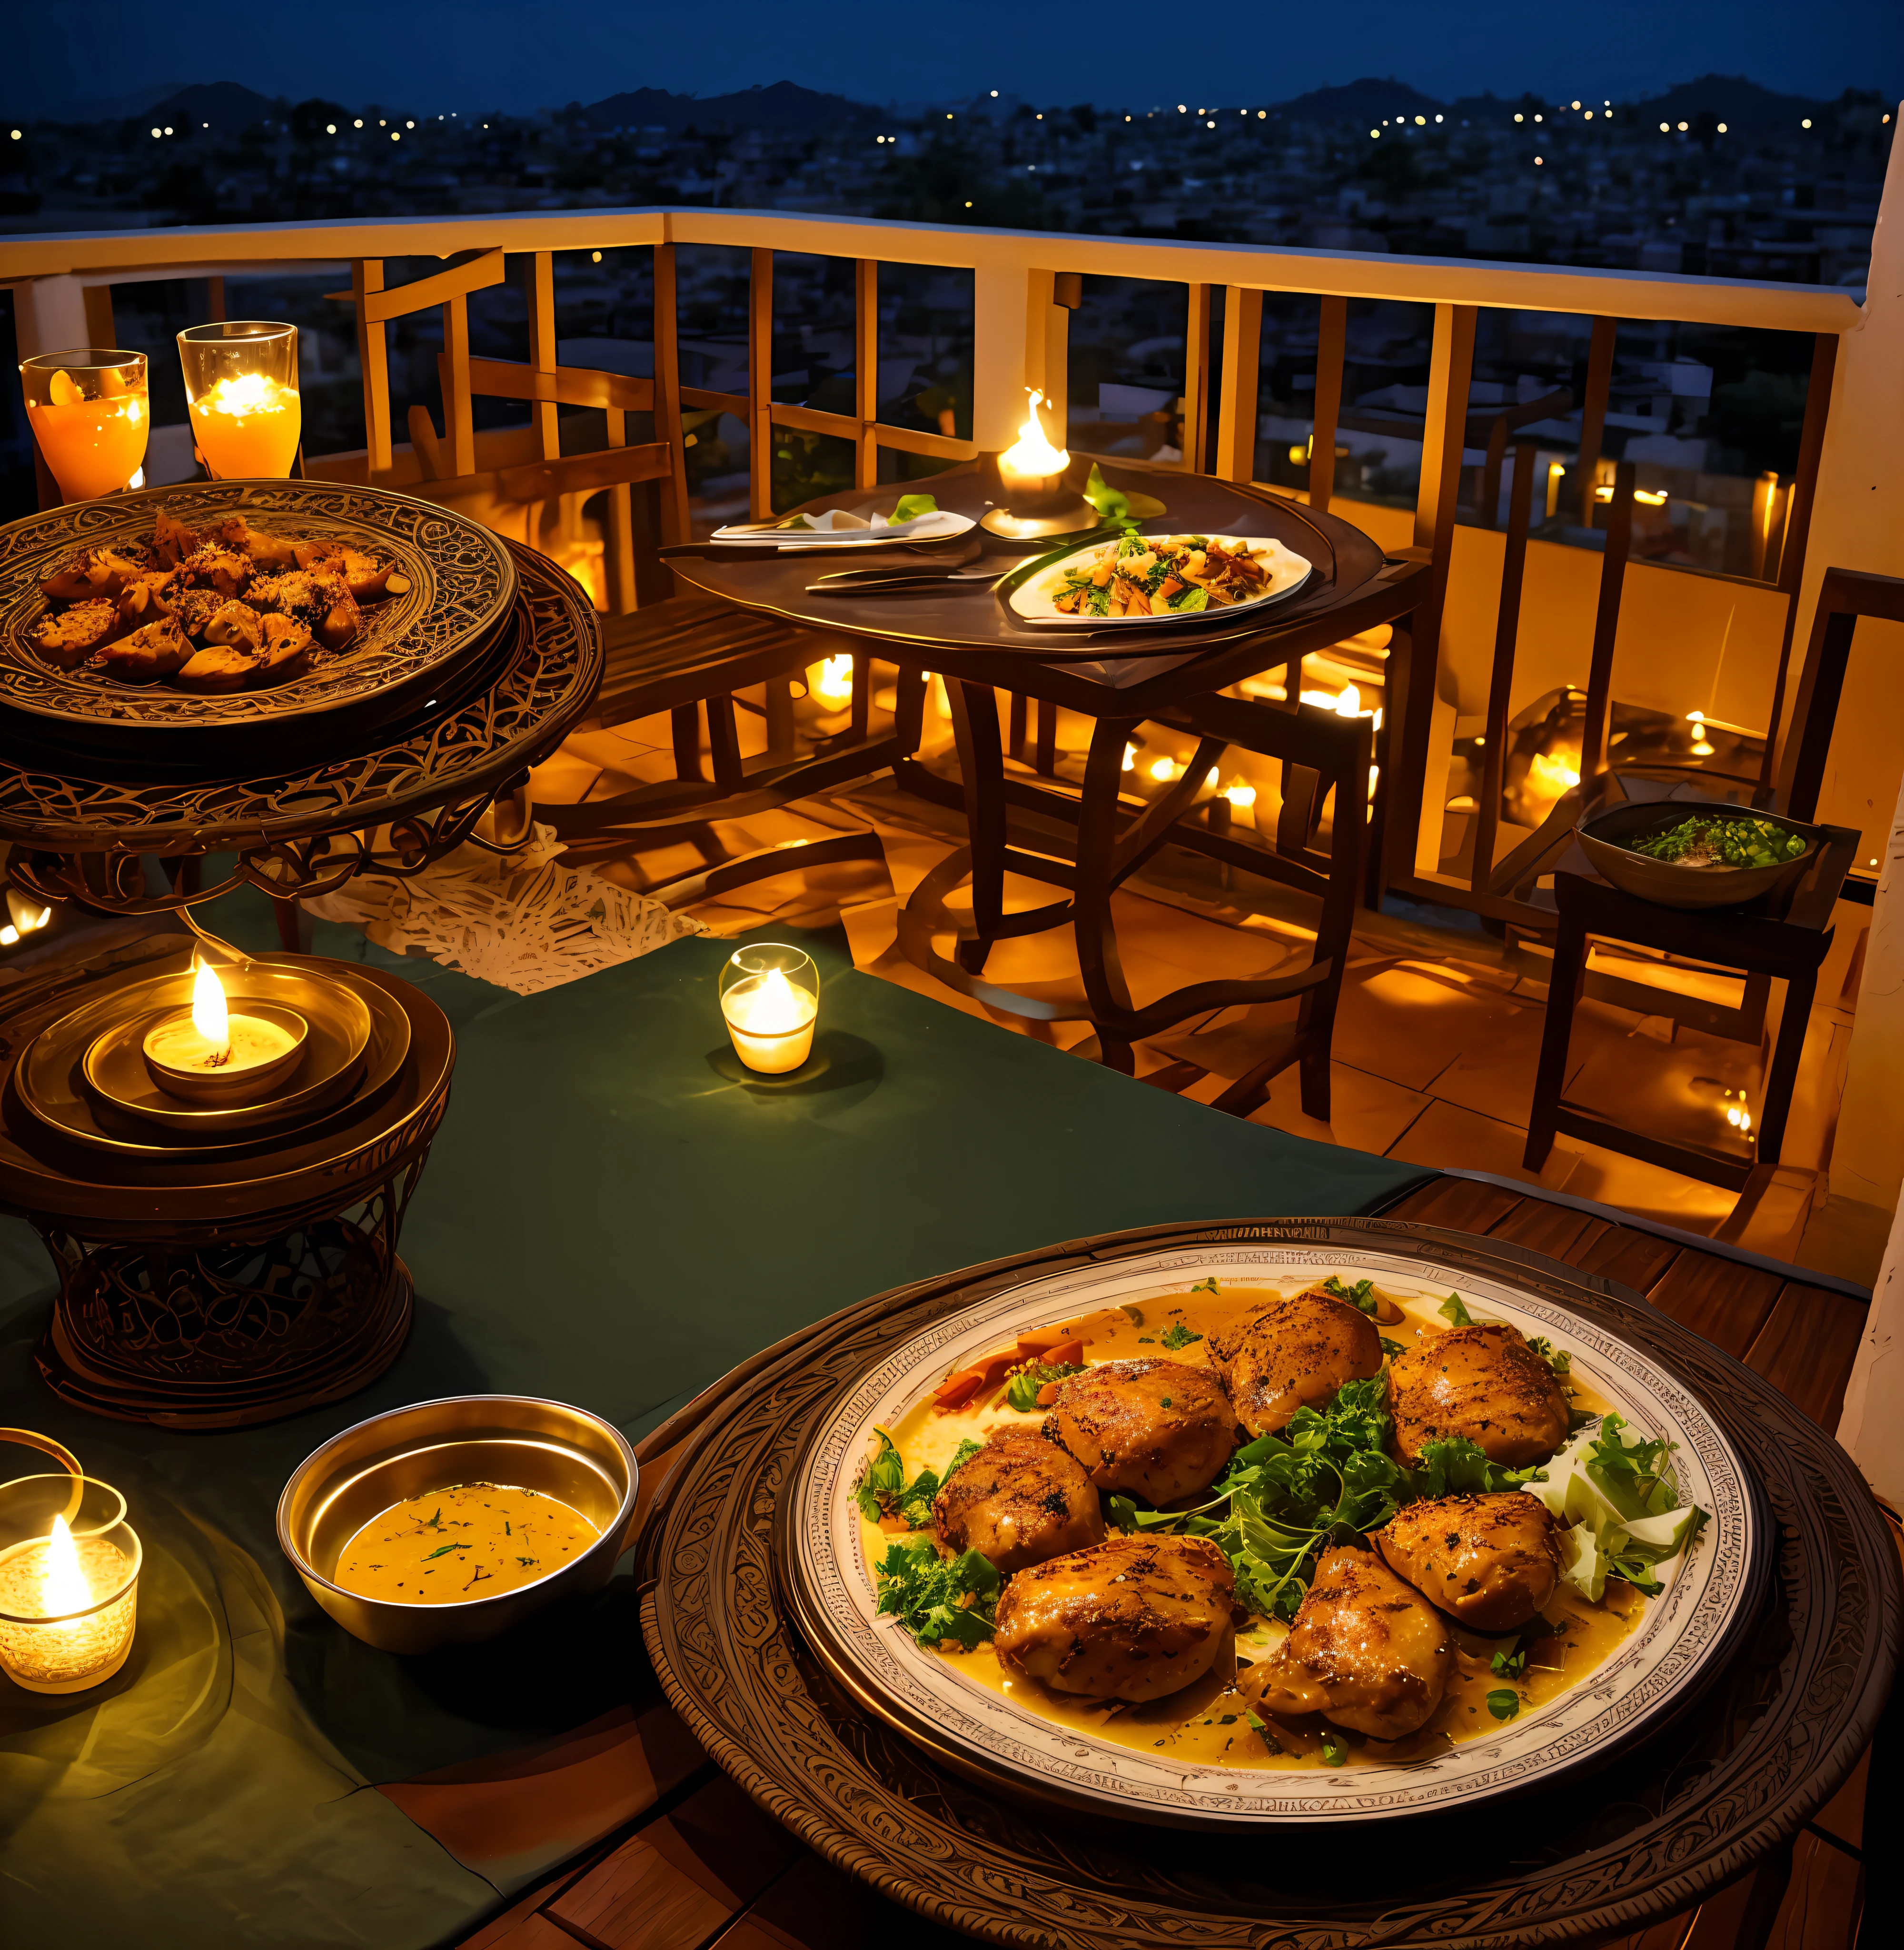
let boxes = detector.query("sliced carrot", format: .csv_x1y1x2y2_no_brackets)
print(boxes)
933,1372,983,1411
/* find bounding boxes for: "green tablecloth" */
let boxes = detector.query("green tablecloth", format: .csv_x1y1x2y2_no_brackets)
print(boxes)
0,914,1427,1948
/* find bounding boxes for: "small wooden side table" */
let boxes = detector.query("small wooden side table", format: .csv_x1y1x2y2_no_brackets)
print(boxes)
1524,830,1859,1190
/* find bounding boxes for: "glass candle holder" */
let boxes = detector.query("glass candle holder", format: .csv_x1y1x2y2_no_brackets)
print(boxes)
0,1472,141,1694
177,321,301,479
20,348,149,502
720,943,819,1074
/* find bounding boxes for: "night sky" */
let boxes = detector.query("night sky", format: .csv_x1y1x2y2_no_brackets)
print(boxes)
9,0,1902,117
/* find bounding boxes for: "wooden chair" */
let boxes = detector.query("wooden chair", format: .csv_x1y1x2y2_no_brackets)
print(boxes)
334,247,909,906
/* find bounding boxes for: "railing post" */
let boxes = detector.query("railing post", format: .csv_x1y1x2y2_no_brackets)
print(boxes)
652,239,691,547
13,275,91,359
1182,283,1212,473
972,261,1034,451
749,247,774,520
1383,300,1475,895
1309,296,1347,514
526,253,560,463
1215,286,1262,483
854,259,879,491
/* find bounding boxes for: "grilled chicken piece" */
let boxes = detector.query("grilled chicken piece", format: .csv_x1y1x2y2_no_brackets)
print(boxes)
931,1429,1104,1575
1388,1323,1570,1467
251,568,360,647
41,546,146,603
293,537,394,598
1376,1491,1561,1632
255,613,313,684
208,515,300,568
176,645,259,693
151,507,201,567
993,1532,1238,1702
178,545,252,599
315,582,362,649
98,615,190,682
167,588,226,642
32,598,119,667
203,600,264,652
1220,1289,1382,1437
116,571,177,634
1043,1359,1236,1505
1247,1544,1454,1739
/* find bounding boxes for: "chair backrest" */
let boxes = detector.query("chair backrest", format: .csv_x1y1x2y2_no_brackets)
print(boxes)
337,250,694,613
1775,567,1904,822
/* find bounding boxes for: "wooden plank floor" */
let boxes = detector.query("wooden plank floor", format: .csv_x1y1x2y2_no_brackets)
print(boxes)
460,1182,1876,1950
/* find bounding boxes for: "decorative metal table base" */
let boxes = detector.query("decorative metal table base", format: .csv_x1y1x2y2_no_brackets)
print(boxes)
35,1227,419,1433
1,950,453,1431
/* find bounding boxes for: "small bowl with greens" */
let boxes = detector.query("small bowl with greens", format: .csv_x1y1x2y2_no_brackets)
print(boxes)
1577,801,1821,910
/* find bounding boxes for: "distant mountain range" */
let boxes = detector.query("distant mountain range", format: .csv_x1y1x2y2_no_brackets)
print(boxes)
19,71,1846,133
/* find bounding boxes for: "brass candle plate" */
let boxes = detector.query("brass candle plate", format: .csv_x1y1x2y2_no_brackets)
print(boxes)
20,957,402,1152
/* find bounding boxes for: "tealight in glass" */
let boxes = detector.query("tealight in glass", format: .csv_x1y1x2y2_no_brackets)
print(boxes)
177,321,301,479
0,1472,142,1694
719,943,820,1074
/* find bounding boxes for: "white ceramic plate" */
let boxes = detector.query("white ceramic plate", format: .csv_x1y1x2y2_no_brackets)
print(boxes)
787,1241,1760,1827
1006,533,1311,628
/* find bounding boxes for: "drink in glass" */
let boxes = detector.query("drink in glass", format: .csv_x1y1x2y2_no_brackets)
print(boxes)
20,349,149,502
178,321,301,479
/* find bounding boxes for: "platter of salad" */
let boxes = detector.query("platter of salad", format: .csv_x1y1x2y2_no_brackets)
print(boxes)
783,1239,1765,1826
1004,531,1312,628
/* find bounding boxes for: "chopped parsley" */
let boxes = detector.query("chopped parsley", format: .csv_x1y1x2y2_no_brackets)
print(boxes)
1628,813,1806,871
873,1537,1001,1649
1190,1276,1220,1296
855,1427,980,1529
1438,1292,1475,1327
1322,1275,1379,1317
1485,1689,1521,1722
1005,1362,1084,1412
1319,1729,1349,1766
1160,1322,1203,1351
1526,1335,1573,1379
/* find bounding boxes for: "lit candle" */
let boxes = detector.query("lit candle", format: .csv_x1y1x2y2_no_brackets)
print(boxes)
808,654,854,708
20,350,149,501
140,959,307,1101
720,946,821,1074
188,372,301,479
996,388,1071,512
176,321,301,480
0,1512,139,1694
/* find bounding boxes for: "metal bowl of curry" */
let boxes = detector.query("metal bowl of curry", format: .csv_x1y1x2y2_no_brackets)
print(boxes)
277,1393,638,1655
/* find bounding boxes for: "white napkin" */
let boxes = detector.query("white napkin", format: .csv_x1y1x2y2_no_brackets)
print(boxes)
710,508,970,546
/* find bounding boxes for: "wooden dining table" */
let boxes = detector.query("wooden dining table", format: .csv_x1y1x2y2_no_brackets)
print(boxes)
664,460,1430,1075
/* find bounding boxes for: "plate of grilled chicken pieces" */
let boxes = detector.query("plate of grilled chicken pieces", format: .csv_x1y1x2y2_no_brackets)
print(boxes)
788,1243,1762,1826
0,480,516,728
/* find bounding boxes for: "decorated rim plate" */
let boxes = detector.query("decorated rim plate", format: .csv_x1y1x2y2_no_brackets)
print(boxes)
1005,532,1311,629
785,1239,1763,1827
0,479,516,730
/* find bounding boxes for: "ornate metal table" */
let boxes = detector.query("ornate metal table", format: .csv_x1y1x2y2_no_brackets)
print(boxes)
0,536,601,919
667,461,1428,1096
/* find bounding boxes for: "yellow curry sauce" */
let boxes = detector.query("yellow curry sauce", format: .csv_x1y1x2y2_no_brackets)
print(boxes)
334,1482,599,1604
862,1282,1638,1771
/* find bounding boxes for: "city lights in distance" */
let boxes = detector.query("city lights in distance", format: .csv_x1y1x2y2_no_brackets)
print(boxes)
1414,114,1425,125
1718,123,1727,133
1678,121,1688,130
9,129,19,140
591,249,602,262
391,131,400,141
326,123,336,134
1370,129,1380,138
990,89,998,96
1802,118,1812,129
1571,99,1580,109
1515,113,1524,122
1535,155,1544,165
354,119,363,128
1660,122,1670,131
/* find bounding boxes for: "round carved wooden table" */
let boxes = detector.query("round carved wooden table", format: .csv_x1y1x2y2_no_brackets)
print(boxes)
0,948,453,1430
0,536,600,919
639,1216,1899,1950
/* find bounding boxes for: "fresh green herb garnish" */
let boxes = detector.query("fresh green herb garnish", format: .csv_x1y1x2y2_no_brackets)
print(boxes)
1082,462,1133,527
1628,814,1806,871
1485,1689,1521,1722
1160,1322,1203,1351
1412,1433,1547,1500
873,1538,1001,1649
516,1555,537,1567
1526,1335,1573,1378
889,493,938,525
1379,1336,1408,1360
1190,1276,1220,1296
422,1542,470,1561
1005,1362,1084,1412
1322,1275,1379,1318
1319,1730,1349,1765
856,1427,979,1529
1490,1647,1527,1679
1438,1292,1474,1327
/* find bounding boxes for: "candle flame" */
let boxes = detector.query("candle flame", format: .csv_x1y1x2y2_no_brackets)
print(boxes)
204,372,289,419
42,1514,92,1617
998,388,1068,479
810,654,853,706
192,959,230,1049
1335,683,1361,717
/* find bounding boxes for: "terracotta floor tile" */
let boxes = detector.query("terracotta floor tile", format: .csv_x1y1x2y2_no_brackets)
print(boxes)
1249,1061,1432,1155
1333,964,1513,1093
1556,1135,1735,1235
1383,1098,1582,1193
